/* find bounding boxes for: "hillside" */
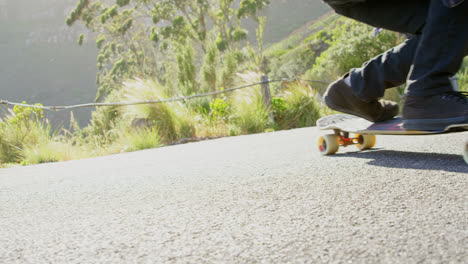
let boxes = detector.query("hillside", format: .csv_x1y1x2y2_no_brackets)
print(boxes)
0,0,330,127
260,0,331,44
265,12,339,82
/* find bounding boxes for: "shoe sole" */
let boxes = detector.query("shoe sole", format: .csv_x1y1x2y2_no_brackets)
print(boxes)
403,116,468,131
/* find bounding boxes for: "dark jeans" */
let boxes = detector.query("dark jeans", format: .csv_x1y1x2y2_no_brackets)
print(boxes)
327,0,468,101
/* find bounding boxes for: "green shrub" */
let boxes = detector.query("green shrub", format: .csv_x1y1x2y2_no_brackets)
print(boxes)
270,48,289,58
202,43,219,93
457,57,468,91
274,82,323,129
176,42,199,95
271,97,287,121
23,141,62,164
0,103,55,164
86,90,121,140
118,78,196,143
232,87,272,134
305,19,400,92
209,97,231,122
0,132,23,165
121,126,162,152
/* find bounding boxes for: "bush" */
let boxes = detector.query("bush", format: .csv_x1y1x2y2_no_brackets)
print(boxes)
271,97,287,121
274,82,323,130
209,97,231,122
85,90,121,141
120,126,162,152
304,19,400,92
232,87,272,134
117,78,196,143
4,14,414,166
23,141,62,164
457,57,468,91
0,103,55,164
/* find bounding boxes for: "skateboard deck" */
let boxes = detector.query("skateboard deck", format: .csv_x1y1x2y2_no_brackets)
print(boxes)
316,114,468,162
317,114,468,135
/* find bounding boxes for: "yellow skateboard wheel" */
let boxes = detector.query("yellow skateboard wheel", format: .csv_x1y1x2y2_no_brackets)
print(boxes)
318,134,340,155
354,134,376,151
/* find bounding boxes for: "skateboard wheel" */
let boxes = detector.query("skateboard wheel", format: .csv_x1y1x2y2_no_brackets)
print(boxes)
464,141,468,164
318,134,340,155
355,134,376,151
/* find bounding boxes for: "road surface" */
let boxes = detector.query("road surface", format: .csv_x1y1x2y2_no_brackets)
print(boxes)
1,127,467,263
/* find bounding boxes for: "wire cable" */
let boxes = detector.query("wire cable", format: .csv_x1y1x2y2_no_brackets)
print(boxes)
0,78,329,112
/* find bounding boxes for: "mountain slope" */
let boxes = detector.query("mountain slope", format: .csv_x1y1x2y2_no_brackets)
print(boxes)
0,0,330,127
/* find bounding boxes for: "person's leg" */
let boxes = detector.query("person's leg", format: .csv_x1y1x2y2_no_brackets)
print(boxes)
322,0,428,122
328,0,429,102
402,0,468,130
350,36,420,101
405,0,468,97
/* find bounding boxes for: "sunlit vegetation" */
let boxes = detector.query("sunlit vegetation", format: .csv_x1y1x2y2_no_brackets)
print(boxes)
7,6,463,167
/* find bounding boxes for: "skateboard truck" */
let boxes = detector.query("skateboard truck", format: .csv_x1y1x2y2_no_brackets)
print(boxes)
317,114,468,163
318,129,376,155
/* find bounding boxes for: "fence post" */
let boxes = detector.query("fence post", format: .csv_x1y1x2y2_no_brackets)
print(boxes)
261,75,274,122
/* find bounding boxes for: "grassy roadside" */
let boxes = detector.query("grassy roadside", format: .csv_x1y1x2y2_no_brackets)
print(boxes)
0,77,329,168
4,16,466,168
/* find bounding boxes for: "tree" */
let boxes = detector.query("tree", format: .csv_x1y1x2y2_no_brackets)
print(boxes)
66,0,270,101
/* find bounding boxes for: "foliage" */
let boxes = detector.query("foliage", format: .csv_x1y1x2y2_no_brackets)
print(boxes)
7,14,434,167
231,83,272,134
176,41,198,95
23,141,62,165
67,0,270,101
209,97,231,122
265,14,338,80
233,94,271,134
267,33,330,80
273,82,323,130
85,91,121,140
271,97,287,121
202,43,219,93
305,19,401,89
0,103,54,164
120,126,162,152
221,51,240,90
98,78,197,143
126,79,194,142
457,57,468,92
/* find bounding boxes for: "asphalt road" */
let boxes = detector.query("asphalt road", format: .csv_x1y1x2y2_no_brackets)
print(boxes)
1,127,467,263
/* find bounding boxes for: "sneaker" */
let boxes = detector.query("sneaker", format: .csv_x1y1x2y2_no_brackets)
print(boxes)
324,75,399,122
402,91,468,131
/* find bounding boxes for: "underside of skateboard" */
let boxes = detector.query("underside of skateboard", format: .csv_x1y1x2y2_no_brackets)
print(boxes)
317,129,376,155
316,115,468,164
318,129,468,164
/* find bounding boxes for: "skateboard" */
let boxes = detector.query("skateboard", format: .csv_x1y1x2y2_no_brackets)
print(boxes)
316,114,468,162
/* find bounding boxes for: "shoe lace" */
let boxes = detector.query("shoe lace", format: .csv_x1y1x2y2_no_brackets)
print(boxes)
442,91,468,104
